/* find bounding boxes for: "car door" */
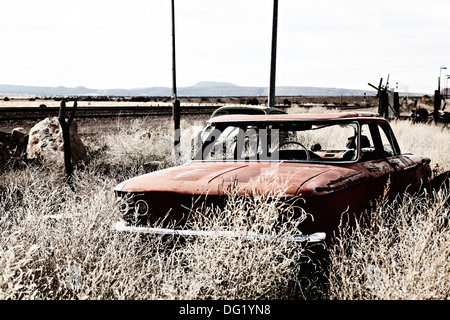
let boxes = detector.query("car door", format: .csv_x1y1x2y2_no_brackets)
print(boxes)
375,121,428,195
359,122,398,202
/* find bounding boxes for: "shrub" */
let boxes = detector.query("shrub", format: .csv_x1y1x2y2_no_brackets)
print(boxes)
246,97,259,105
283,98,292,106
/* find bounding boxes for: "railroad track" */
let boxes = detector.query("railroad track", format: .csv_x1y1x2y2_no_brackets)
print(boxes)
1,104,412,121
0,105,222,120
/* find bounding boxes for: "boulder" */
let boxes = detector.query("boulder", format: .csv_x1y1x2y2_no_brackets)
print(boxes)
26,117,88,167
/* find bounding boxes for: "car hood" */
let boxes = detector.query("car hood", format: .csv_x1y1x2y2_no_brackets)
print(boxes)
114,161,367,197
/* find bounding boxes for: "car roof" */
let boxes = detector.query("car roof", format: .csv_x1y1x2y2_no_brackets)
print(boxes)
210,105,286,118
209,112,384,123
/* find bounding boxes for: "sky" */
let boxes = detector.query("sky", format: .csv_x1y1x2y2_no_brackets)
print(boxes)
1,0,449,94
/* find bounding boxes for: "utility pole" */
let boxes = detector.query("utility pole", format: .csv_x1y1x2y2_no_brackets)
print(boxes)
172,0,181,164
268,0,278,108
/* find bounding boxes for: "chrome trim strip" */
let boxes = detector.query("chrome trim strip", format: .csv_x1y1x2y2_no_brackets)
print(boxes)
113,220,326,243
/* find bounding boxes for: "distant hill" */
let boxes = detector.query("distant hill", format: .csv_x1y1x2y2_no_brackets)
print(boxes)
192,81,238,87
0,82,379,97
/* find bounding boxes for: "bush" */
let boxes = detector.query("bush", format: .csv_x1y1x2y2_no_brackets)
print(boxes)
246,97,259,105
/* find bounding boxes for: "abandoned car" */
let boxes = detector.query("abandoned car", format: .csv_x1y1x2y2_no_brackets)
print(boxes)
114,112,431,243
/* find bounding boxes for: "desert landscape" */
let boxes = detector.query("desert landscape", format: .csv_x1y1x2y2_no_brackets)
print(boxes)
0,95,448,300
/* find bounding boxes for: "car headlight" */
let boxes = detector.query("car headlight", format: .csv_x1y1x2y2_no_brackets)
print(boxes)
118,200,130,214
134,199,149,216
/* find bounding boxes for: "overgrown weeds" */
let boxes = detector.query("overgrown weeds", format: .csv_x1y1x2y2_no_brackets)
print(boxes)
327,187,449,299
0,165,322,299
1,117,449,300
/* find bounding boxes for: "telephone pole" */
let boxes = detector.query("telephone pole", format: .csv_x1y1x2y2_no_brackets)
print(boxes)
268,0,278,108
172,0,181,163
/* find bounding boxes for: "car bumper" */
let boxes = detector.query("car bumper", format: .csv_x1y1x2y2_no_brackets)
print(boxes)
113,220,326,243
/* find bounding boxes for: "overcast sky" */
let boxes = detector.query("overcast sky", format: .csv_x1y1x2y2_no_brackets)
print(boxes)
1,0,449,94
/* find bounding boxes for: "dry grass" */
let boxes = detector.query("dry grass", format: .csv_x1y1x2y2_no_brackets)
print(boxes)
327,187,449,300
0,114,449,300
0,166,318,299
80,117,205,180
390,120,450,173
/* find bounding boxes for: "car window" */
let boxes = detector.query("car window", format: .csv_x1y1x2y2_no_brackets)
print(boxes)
359,124,377,162
358,122,400,161
195,121,359,163
377,123,400,157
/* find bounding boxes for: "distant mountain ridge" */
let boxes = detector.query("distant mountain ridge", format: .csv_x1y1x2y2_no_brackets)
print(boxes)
0,82,378,97
192,81,238,87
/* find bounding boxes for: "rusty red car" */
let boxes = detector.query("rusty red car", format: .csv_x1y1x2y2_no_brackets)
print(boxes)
113,112,431,243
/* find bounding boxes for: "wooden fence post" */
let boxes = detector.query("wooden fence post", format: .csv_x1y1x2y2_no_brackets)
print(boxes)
58,100,78,188
434,90,441,123
379,91,389,118
394,92,400,118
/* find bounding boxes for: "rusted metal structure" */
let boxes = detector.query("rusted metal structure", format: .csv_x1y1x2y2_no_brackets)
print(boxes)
114,112,431,243
368,76,399,119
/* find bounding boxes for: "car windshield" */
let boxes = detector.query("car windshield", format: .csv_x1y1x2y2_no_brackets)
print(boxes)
194,120,360,163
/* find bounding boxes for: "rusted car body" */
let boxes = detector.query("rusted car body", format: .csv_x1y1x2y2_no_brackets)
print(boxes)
114,112,431,242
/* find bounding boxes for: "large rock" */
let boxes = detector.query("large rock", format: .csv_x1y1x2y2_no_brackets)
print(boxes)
26,117,88,167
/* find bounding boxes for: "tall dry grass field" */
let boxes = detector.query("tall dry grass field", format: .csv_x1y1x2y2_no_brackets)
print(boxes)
390,120,450,173
0,114,449,300
0,166,318,299
327,188,449,299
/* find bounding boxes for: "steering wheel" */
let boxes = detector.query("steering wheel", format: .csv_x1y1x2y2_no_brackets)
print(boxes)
277,141,310,160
